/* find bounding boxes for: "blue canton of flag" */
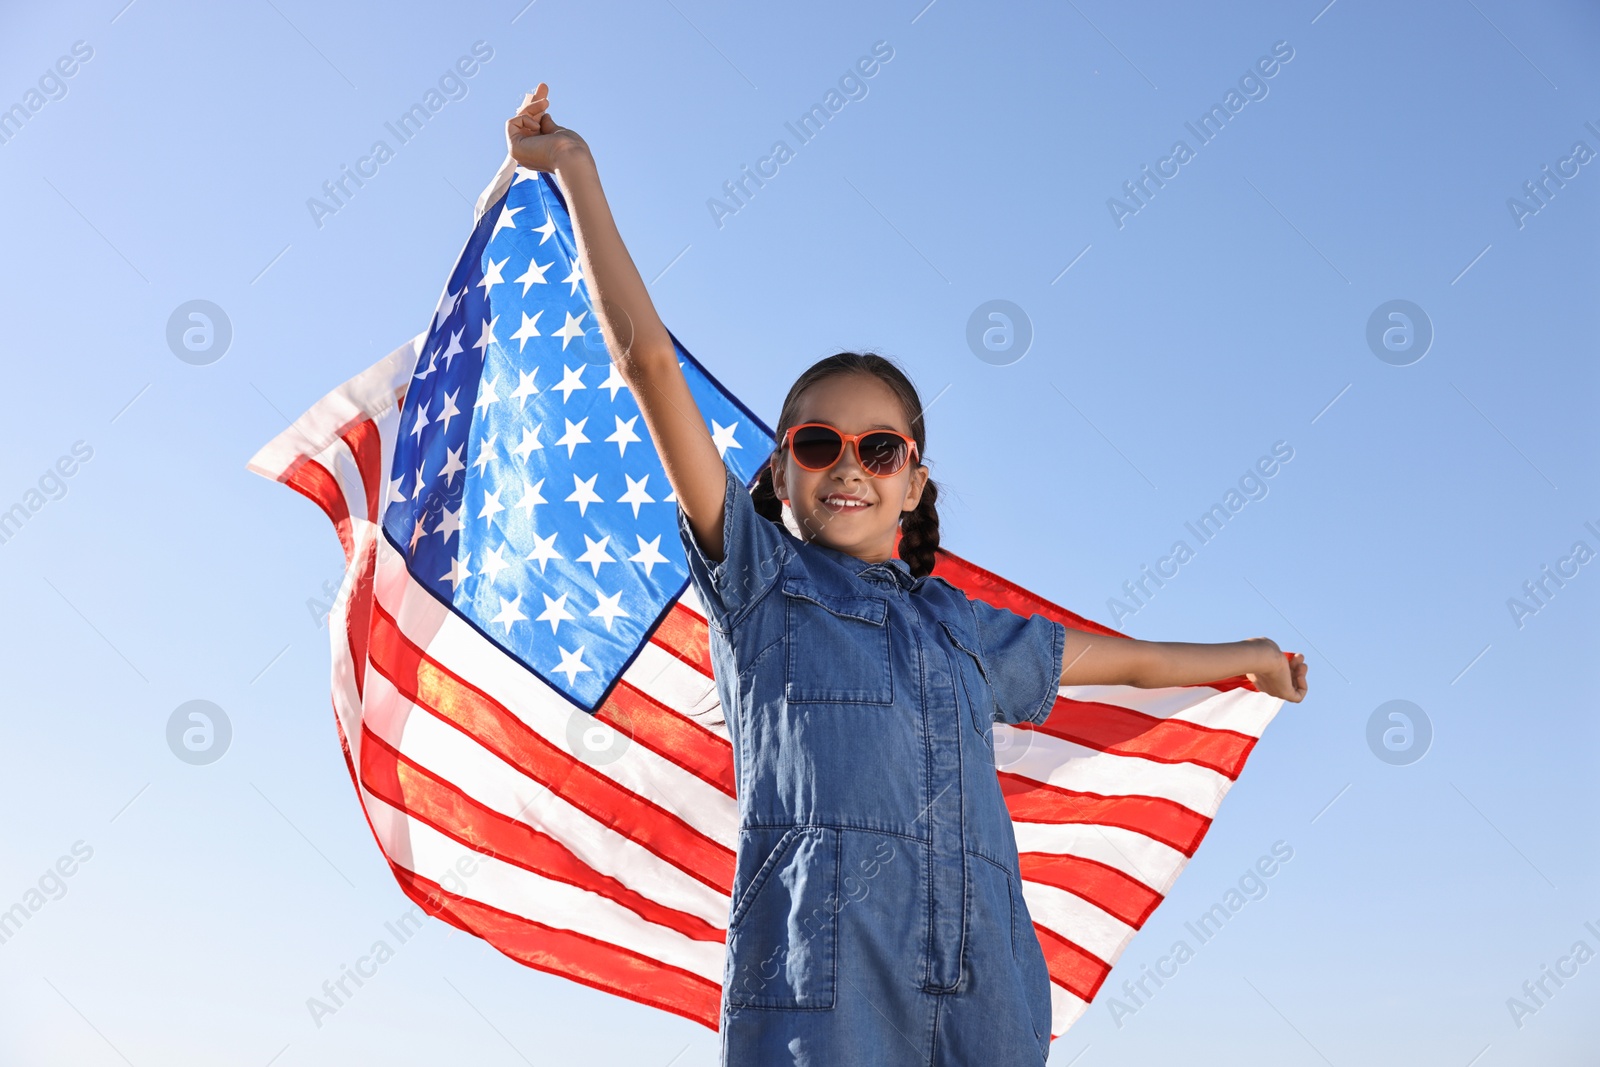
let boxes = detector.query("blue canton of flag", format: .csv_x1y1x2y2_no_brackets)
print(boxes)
382,165,773,711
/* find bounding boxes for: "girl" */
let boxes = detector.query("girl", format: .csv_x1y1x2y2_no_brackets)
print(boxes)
506,84,1308,1066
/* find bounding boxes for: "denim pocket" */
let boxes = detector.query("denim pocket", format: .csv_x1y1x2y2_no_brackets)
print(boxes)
724,826,840,1010
939,619,999,739
782,578,893,705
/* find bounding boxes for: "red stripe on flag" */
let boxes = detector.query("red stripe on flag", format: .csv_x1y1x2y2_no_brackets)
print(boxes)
367,601,737,893
1018,852,1163,930
1035,698,1259,780
648,602,716,680
359,726,725,943
390,863,723,1030
344,533,376,701
603,680,735,798
1032,922,1112,1003
284,458,354,563
999,772,1211,857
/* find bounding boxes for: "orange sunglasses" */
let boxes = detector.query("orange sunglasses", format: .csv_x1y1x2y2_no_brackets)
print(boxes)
780,422,920,478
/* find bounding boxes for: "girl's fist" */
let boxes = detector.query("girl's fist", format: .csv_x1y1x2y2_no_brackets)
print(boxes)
1249,647,1308,704
506,83,587,172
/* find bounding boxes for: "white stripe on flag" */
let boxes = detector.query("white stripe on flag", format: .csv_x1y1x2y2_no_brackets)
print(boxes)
361,792,726,981
358,667,731,927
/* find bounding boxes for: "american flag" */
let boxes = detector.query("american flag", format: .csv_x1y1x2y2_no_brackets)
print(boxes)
247,153,1289,1038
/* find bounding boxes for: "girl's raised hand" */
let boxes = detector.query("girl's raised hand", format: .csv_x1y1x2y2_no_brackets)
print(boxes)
505,82,588,172
1248,645,1308,703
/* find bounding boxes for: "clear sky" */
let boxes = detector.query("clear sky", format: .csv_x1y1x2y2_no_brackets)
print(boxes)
1,0,1596,1064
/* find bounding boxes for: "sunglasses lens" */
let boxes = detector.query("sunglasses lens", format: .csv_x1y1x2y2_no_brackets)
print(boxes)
859,432,910,476
791,426,844,470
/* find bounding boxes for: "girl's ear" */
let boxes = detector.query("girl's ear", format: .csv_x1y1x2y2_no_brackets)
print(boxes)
902,463,929,512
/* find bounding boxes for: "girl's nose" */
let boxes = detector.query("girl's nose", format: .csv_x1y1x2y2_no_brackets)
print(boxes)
829,456,867,484
829,441,867,477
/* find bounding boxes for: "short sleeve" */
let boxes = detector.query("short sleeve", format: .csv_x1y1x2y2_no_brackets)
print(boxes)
967,598,1067,727
676,459,793,632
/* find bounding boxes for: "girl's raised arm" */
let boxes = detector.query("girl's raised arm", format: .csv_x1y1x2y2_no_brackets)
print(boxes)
506,85,733,562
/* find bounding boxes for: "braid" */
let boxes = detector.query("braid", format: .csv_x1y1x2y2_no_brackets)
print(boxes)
897,477,941,578
751,464,784,524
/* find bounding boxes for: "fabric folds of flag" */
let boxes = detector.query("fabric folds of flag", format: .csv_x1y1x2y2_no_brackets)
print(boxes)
247,154,1289,1038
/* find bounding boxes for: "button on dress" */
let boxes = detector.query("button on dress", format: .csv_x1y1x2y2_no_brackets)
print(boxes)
677,460,1068,1067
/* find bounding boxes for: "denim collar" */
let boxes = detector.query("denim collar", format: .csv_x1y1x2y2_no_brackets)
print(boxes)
807,540,919,592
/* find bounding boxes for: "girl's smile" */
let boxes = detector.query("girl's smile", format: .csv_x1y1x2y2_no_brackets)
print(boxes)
819,492,872,513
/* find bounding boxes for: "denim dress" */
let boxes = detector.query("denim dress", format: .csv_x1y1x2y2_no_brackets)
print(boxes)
676,461,1068,1067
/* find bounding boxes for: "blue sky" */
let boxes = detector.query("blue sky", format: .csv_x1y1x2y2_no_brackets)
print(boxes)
1,0,1596,1063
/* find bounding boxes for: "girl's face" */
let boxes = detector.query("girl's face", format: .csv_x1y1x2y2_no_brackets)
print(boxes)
770,373,929,564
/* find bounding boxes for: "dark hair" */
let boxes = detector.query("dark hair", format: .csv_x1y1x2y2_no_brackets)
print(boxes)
750,352,942,577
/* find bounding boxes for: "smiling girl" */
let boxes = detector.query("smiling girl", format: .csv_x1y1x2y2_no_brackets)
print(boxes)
506,83,1308,1067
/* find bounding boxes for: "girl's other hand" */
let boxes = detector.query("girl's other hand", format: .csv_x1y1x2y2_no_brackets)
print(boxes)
506,82,588,172
1247,641,1308,703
